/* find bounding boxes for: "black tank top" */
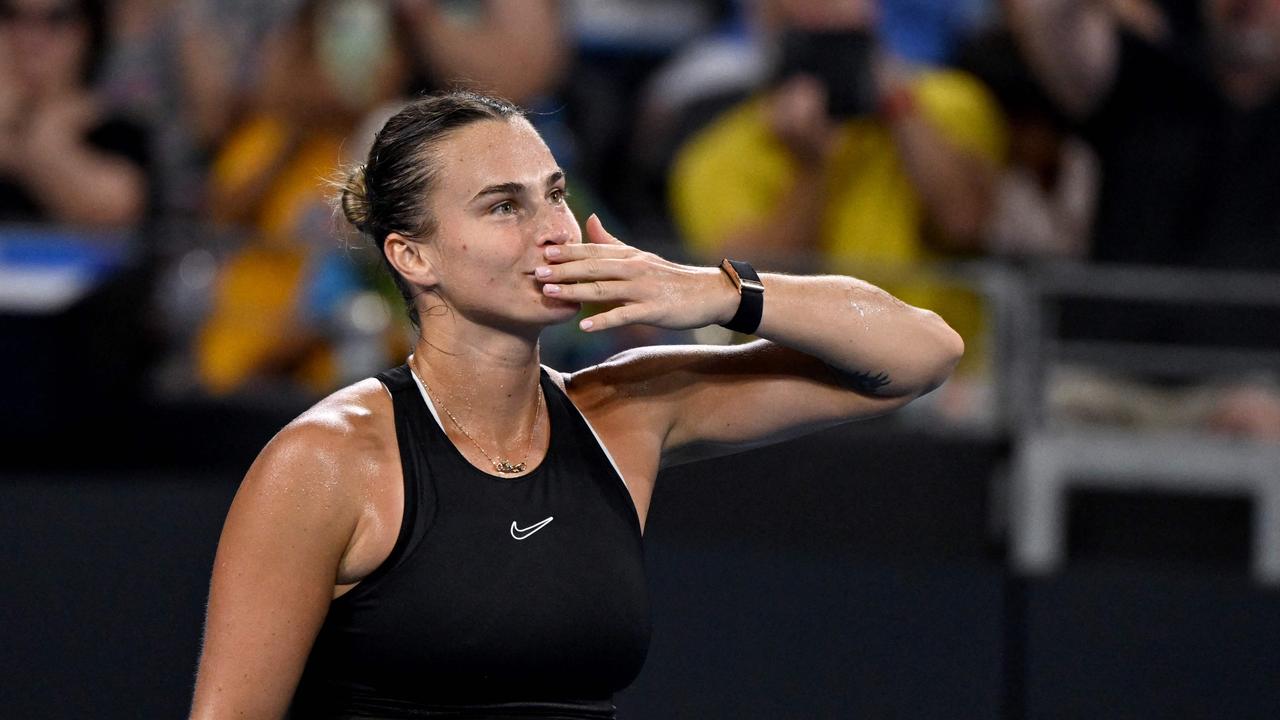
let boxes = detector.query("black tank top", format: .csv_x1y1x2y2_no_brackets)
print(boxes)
290,365,650,719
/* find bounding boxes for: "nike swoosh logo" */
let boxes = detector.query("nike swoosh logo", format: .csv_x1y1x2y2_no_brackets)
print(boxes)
510,516,554,540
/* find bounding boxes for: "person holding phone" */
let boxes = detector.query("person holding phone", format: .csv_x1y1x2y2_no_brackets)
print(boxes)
669,0,1005,372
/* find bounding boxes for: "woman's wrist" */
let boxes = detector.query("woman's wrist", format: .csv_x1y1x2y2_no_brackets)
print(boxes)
714,260,765,334
709,265,740,326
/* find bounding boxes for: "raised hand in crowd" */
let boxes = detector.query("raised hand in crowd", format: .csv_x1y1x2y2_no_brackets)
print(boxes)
0,0,147,227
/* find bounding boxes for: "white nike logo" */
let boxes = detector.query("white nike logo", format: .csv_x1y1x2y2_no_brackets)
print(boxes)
510,516,554,540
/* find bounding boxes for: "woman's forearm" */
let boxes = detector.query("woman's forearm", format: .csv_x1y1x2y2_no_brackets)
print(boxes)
542,216,964,399
749,272,964,398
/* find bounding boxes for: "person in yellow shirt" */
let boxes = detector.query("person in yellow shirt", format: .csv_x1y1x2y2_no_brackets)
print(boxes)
670,0,1006,372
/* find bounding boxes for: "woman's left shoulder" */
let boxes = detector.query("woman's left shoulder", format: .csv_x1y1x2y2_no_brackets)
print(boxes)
560,347,654,406
555,351,691,505
559,344,720,416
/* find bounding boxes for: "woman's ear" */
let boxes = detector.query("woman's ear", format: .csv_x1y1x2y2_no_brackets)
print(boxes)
384,232,439,288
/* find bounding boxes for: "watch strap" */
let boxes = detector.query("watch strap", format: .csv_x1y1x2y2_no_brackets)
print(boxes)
719,258,764,335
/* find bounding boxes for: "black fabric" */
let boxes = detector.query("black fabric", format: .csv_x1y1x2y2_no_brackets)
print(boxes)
0,115,151,222
1084,31,1280,271
290,365,650,719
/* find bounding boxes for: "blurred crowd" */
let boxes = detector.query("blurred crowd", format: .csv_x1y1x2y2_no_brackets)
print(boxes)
2,0,1278,440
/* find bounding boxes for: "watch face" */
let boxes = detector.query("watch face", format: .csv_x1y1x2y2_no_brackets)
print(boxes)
722,259,763,294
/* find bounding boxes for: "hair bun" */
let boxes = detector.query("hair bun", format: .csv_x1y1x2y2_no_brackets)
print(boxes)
340,163,372,232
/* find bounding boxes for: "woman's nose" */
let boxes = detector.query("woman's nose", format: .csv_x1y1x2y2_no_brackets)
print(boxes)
535,215,575,247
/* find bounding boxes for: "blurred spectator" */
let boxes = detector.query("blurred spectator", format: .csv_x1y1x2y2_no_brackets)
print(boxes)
959,29,1097,259
95,0,299,216
94,0,193,214
400,0,567,105
671,0,1006,263
195,0,412,396
626,2,761,239
563,0,732,231
0,0,150,227
879,0,996,64
174,0,302,150
1008,0,1280,271
1009,0,1280,440
634,0,999,240
97,0,170,116
568,0,726,53
669,0,1006,370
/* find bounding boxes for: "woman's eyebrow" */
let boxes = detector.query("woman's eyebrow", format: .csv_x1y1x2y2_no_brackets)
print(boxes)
471,170,566,203
472,182,525,202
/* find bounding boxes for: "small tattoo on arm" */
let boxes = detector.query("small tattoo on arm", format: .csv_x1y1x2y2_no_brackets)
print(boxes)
836,368,891,396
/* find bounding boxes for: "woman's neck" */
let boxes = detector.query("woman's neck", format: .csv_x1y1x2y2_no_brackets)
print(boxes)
410,323,545,449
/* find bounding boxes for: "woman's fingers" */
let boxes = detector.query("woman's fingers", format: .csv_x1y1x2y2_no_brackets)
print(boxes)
543,240,631,263
547,215,631,264
579,304,643,332
547,216,718,332
542,279,631,303
585,213,624,245
535,257,637,283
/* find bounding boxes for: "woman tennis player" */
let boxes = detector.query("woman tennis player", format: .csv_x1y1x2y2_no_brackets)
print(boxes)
189,91,963,719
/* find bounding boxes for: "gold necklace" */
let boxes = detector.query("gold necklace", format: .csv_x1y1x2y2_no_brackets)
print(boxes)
409,358,544,474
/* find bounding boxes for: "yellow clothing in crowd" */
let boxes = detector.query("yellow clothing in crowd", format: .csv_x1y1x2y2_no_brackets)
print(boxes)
670,69,1006,368
197,115,348,394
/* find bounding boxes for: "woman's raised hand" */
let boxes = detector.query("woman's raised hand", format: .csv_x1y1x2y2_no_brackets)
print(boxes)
537,214,739,332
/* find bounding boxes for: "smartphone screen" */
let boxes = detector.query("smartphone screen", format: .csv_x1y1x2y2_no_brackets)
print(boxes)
776,29,878,118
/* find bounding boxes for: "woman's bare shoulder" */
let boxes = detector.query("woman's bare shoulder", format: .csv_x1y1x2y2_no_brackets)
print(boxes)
561,344,723,409
241,378,397,509
196,380,399,718
283,377,395,449
557,347,703,437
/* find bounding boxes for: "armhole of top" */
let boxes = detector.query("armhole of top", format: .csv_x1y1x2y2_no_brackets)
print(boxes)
407,365,447,432
331,374,420,605
544,364,640,524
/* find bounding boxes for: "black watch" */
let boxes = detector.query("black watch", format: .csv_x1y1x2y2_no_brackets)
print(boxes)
718,258,764,335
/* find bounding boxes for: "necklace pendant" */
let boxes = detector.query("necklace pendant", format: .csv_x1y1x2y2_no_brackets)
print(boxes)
493,459,526,474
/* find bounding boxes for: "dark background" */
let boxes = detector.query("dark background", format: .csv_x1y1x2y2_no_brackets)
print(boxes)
4,414,1278,719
